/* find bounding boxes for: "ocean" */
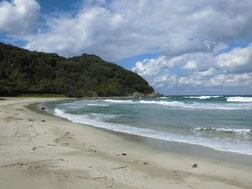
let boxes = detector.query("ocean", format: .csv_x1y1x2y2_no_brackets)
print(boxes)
44,96,252,155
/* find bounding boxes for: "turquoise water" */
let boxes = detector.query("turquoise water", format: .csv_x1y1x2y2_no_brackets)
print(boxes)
50,96,252,155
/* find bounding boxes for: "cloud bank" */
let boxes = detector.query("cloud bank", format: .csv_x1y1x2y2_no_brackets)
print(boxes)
22,0,252,61
133,44,252,94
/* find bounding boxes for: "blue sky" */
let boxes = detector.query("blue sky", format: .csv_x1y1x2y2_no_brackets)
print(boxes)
37,0,79,13
0,0,252,95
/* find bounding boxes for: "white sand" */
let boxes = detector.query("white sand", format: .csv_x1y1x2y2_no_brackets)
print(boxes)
0,98,251,189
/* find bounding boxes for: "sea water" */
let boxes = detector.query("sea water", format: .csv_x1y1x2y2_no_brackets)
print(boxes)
47,96,252,155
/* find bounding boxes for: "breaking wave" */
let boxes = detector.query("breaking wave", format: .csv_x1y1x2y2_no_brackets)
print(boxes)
193,127,252,136
188,96,221,99
226,97,252,102
103,99,252,110
54,108,252,155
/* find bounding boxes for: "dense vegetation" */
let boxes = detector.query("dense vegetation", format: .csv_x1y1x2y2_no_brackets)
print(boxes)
0,42,154,97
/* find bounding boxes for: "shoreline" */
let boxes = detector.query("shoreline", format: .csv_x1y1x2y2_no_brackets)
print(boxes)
1,98,252,189
39,98,252,166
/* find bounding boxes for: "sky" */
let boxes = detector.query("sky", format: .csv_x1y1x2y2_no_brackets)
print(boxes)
0,0,252,95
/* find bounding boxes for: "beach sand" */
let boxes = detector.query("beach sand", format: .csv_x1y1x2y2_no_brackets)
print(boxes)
0,98,252,189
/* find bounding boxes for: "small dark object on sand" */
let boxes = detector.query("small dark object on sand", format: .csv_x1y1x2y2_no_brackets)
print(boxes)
121,153,127,156
192,164,198,168
65,132,70,135
41,107,45,110
42,120,46,122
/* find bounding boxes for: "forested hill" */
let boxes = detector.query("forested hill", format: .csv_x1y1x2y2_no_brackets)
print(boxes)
0,42,154,97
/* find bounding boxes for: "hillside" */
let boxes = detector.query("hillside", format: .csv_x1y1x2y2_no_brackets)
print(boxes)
0,42,154,97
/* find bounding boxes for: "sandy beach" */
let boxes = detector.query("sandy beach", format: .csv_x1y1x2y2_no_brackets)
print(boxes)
0,98,252,189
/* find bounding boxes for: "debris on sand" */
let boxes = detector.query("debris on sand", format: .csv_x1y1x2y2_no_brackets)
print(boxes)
192,164,198,168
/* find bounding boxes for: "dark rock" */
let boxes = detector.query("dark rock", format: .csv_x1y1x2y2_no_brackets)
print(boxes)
121,153,127,156
41,107,45,110
192,164,198,168
65,132,70,136
42,120,46,122
145,92,164,98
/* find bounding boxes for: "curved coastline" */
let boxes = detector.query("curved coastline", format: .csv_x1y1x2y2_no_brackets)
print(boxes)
41,99,252,166
0,98,252,189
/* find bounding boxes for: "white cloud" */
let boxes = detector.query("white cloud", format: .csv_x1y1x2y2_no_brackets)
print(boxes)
132,44,252,94
215,45,252,73
132,56,169,76
198,68,215,77
0,0,40,35
183,61,197,70
206,73,252,87
21,0,252,61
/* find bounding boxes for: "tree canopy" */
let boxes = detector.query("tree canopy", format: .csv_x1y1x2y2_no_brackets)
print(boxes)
0,42,154,97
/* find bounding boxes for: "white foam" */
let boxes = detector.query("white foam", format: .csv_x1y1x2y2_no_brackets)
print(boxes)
87,103,109,107
139,100,184,106
226,97,252,102
158,97,170,99
141,100,252,110
54,108,252,155
103,99,252,110
89,113,119,120
215,128,252,135
189,96,220,99
103,99,134,103
193,127,252,136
